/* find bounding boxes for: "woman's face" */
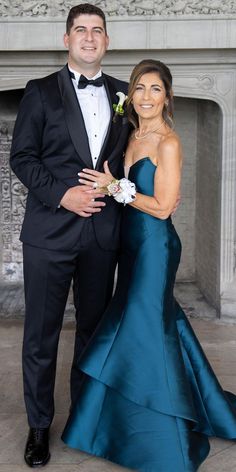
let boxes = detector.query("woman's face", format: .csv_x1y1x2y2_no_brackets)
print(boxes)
132,72,167,121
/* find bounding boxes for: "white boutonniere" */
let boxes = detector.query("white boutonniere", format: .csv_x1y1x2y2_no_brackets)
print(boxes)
112,91,127,122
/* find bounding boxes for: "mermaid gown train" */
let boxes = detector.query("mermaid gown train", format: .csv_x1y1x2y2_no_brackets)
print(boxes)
62,158,236,471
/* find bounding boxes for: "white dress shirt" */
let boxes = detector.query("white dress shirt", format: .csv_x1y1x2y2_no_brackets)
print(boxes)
69,67,111,168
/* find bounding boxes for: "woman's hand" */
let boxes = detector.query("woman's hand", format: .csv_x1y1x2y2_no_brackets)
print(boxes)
171,193,181,215
78,161,114,192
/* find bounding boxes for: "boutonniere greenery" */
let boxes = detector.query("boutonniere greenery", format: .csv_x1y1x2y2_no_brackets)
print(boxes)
113,91,128,122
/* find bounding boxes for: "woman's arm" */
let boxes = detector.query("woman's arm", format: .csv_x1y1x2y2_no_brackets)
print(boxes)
78,135,182,218
130,135,182,219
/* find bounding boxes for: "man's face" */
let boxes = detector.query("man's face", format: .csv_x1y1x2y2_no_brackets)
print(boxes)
64,14,109,73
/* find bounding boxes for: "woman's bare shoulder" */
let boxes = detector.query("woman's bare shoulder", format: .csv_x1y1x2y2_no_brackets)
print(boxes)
159,131,182,155
157,131,182,166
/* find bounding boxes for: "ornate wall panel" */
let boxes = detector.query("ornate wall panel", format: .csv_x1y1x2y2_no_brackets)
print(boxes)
1,1,236,18
0,122,26,281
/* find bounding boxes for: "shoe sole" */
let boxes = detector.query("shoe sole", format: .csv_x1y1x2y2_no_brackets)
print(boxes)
24,452,51,468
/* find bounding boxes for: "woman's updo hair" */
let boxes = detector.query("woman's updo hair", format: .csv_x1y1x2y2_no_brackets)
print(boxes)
126,59,174,129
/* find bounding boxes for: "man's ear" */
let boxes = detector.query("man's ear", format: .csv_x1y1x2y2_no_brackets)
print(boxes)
105,34,110,50
63,33,69,49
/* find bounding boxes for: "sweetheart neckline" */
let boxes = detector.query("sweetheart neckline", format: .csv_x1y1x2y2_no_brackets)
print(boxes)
124,157,157,170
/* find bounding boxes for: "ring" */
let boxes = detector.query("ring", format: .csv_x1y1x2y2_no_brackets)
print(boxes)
91,198,95,202
93,182,98,189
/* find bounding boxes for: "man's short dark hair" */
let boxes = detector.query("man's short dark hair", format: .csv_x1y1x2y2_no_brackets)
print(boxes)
66,3,107,34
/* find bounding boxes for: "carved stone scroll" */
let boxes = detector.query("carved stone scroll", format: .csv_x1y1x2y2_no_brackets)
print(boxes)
0,0,236,18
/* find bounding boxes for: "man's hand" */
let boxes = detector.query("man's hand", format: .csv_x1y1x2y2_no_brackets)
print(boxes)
60,185,106,217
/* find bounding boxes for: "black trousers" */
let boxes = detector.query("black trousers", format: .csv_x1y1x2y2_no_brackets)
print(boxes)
22,219,118,428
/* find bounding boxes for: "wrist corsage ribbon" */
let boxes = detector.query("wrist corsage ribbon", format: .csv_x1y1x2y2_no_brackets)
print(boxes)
100,178,136,205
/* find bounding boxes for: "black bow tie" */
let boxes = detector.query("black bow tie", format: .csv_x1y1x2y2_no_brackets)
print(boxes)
78,74,105,89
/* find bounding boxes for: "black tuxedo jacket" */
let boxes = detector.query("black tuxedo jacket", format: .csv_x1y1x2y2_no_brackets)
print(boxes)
10,65,130,251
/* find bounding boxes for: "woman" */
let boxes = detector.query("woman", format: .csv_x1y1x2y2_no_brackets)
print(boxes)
62,60,236,471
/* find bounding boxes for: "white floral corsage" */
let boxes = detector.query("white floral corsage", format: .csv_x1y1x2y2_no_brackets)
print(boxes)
113,92,127,122
107,178,136,205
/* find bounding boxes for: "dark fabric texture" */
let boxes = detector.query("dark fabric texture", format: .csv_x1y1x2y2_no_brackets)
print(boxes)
10,65,130,251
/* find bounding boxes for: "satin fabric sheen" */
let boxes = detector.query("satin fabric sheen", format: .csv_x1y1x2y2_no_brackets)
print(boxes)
62,158,236,471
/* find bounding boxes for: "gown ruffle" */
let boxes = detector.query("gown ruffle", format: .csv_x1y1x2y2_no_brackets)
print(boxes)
62,158,236,471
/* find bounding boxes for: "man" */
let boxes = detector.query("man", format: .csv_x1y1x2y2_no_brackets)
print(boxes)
10,3,129,468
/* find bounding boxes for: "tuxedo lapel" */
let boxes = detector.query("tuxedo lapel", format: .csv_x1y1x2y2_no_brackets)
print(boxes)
58,65,93,168
95,74,123,170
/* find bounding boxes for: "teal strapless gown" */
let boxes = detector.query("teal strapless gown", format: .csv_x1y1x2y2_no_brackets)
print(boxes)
62,157,236,471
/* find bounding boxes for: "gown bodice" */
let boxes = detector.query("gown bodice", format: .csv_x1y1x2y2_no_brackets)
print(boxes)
127,156,156,196
122,157,179,253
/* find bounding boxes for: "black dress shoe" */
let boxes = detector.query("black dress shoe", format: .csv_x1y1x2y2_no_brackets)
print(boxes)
24,428,50,468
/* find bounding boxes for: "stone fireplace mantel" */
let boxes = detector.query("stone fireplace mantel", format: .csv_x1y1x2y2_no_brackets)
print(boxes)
0,15,236,52
1,4,236,320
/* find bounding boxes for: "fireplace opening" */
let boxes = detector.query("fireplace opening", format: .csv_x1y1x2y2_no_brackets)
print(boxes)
0,91,222,318
174,97,222,318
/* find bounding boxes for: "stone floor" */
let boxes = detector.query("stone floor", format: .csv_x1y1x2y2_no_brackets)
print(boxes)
1,313,236,471
0,281,218,320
